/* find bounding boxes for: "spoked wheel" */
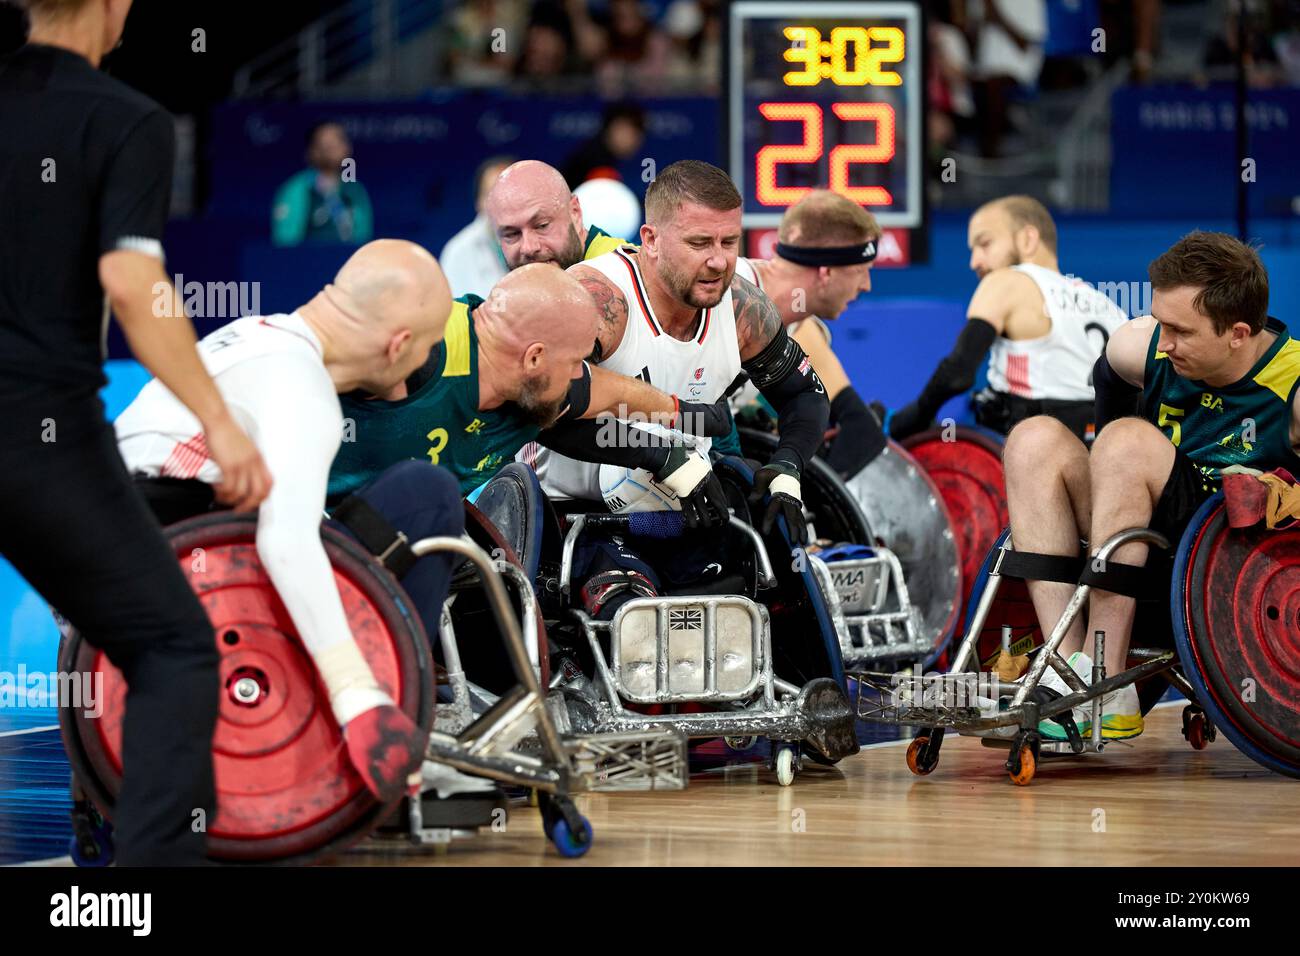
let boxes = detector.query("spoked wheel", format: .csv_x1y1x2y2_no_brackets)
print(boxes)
59,513,435,864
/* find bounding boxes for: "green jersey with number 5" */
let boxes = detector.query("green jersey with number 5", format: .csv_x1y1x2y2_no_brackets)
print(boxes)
1142,316,1300,491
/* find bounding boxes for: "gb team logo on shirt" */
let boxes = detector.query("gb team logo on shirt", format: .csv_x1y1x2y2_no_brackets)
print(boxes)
687,366,708,400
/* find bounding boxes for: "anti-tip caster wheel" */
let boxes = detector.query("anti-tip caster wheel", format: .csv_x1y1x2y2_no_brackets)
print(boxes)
69,807,114,868
1006,732,1040,786
724,736,759,752
906,735,940,776
1182,705,1215,750
538,792,593,858
774,744,797,786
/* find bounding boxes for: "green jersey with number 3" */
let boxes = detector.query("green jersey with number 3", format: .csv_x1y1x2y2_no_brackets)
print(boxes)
329,295,541,499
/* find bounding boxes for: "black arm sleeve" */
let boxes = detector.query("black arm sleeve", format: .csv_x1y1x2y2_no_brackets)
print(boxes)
99,109,175,256
537,418,671,473
909,318,998,423
826,386,887,478
1093,352,1142,434
554,362,592,424
742,325,830,475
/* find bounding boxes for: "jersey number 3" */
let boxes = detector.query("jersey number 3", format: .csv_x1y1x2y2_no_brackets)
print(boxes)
1158,404,1184,447
426,427,449,464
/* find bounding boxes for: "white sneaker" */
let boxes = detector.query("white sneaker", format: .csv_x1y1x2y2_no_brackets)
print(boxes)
1035,651,1092,741
1077,681,1144,740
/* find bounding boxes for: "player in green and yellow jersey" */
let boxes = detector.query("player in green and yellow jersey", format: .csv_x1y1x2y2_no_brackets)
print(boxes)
484,160,627,272
329,264,732,517
1003,231,1294,741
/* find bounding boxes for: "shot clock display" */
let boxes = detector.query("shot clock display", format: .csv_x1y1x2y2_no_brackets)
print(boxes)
725,1,926,258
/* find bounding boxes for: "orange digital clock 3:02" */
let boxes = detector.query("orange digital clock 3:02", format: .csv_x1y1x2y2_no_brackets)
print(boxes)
724,0,927,263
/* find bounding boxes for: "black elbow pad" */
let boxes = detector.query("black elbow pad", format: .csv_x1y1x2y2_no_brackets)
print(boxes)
742,325,826,407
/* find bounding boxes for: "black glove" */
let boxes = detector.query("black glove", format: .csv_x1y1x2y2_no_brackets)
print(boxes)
886,401,932,440
748,460,808,546
672,396,734,438
653,444,729,530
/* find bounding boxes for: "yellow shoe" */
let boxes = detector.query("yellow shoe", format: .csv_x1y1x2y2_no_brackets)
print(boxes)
1076,684,1144,740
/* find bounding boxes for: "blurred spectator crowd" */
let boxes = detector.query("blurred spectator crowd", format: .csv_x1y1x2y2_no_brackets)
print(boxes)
443,0,722,95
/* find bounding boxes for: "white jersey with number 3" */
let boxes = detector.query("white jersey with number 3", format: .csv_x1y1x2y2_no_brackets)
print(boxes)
531,246,744,500
986,263,1128,402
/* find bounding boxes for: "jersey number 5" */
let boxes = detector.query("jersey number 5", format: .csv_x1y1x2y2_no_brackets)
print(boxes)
1158,404,1184,447
426,427,449,464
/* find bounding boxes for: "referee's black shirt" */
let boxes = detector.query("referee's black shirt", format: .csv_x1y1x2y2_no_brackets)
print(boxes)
0,43,173,403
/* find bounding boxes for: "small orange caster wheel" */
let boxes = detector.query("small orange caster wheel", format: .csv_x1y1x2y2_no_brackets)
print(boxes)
1006,731,1039,785
906,735,939,775
1008,744,1037,785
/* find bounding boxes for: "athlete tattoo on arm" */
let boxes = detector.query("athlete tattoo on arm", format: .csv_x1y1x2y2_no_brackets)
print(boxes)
570,265,629,361
732,272,784,362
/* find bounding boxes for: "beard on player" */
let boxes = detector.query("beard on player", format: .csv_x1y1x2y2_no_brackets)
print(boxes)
519,223,586,270
517,370,569,428
661,257,734,310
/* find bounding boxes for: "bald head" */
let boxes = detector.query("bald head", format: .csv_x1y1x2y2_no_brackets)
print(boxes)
476,263,600,426
967,195,1058,278
309,239,451,394
484,160,587,270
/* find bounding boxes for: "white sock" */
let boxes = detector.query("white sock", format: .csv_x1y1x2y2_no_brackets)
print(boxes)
315,641,394,726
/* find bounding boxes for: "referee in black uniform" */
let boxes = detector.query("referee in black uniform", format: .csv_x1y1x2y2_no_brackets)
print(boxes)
0,0,272,864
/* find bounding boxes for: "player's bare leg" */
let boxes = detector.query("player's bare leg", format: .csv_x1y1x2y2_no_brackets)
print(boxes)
1085,418,1177,671
1004,415,1092,656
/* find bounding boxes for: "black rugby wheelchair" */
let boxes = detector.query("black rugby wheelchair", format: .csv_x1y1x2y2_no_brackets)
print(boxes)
58,494,687,865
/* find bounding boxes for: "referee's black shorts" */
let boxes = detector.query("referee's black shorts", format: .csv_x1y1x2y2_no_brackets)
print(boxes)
0,394,219,866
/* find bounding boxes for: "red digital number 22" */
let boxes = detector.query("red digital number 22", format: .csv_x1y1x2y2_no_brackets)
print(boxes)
755,101,895,206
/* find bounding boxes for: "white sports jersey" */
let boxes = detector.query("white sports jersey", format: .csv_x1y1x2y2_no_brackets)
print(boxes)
117,313,339,481
115,315,369,695
986,263,1128,401
533,247,744,500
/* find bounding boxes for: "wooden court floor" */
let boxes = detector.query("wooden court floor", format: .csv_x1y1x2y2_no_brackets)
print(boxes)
340,704,1300,867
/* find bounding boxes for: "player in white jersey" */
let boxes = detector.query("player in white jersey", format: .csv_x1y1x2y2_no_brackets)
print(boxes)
888,196,1128,441
547,160,828,566
116,239,455,804
727,190,884,479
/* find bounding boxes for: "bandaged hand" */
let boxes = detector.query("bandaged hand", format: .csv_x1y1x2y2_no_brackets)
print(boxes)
653,444,729,529
749,460,808,546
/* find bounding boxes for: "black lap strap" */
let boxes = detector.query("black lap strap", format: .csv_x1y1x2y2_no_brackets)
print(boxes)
994,549,1085,585
332,494,417,578
1078,559,1163,600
